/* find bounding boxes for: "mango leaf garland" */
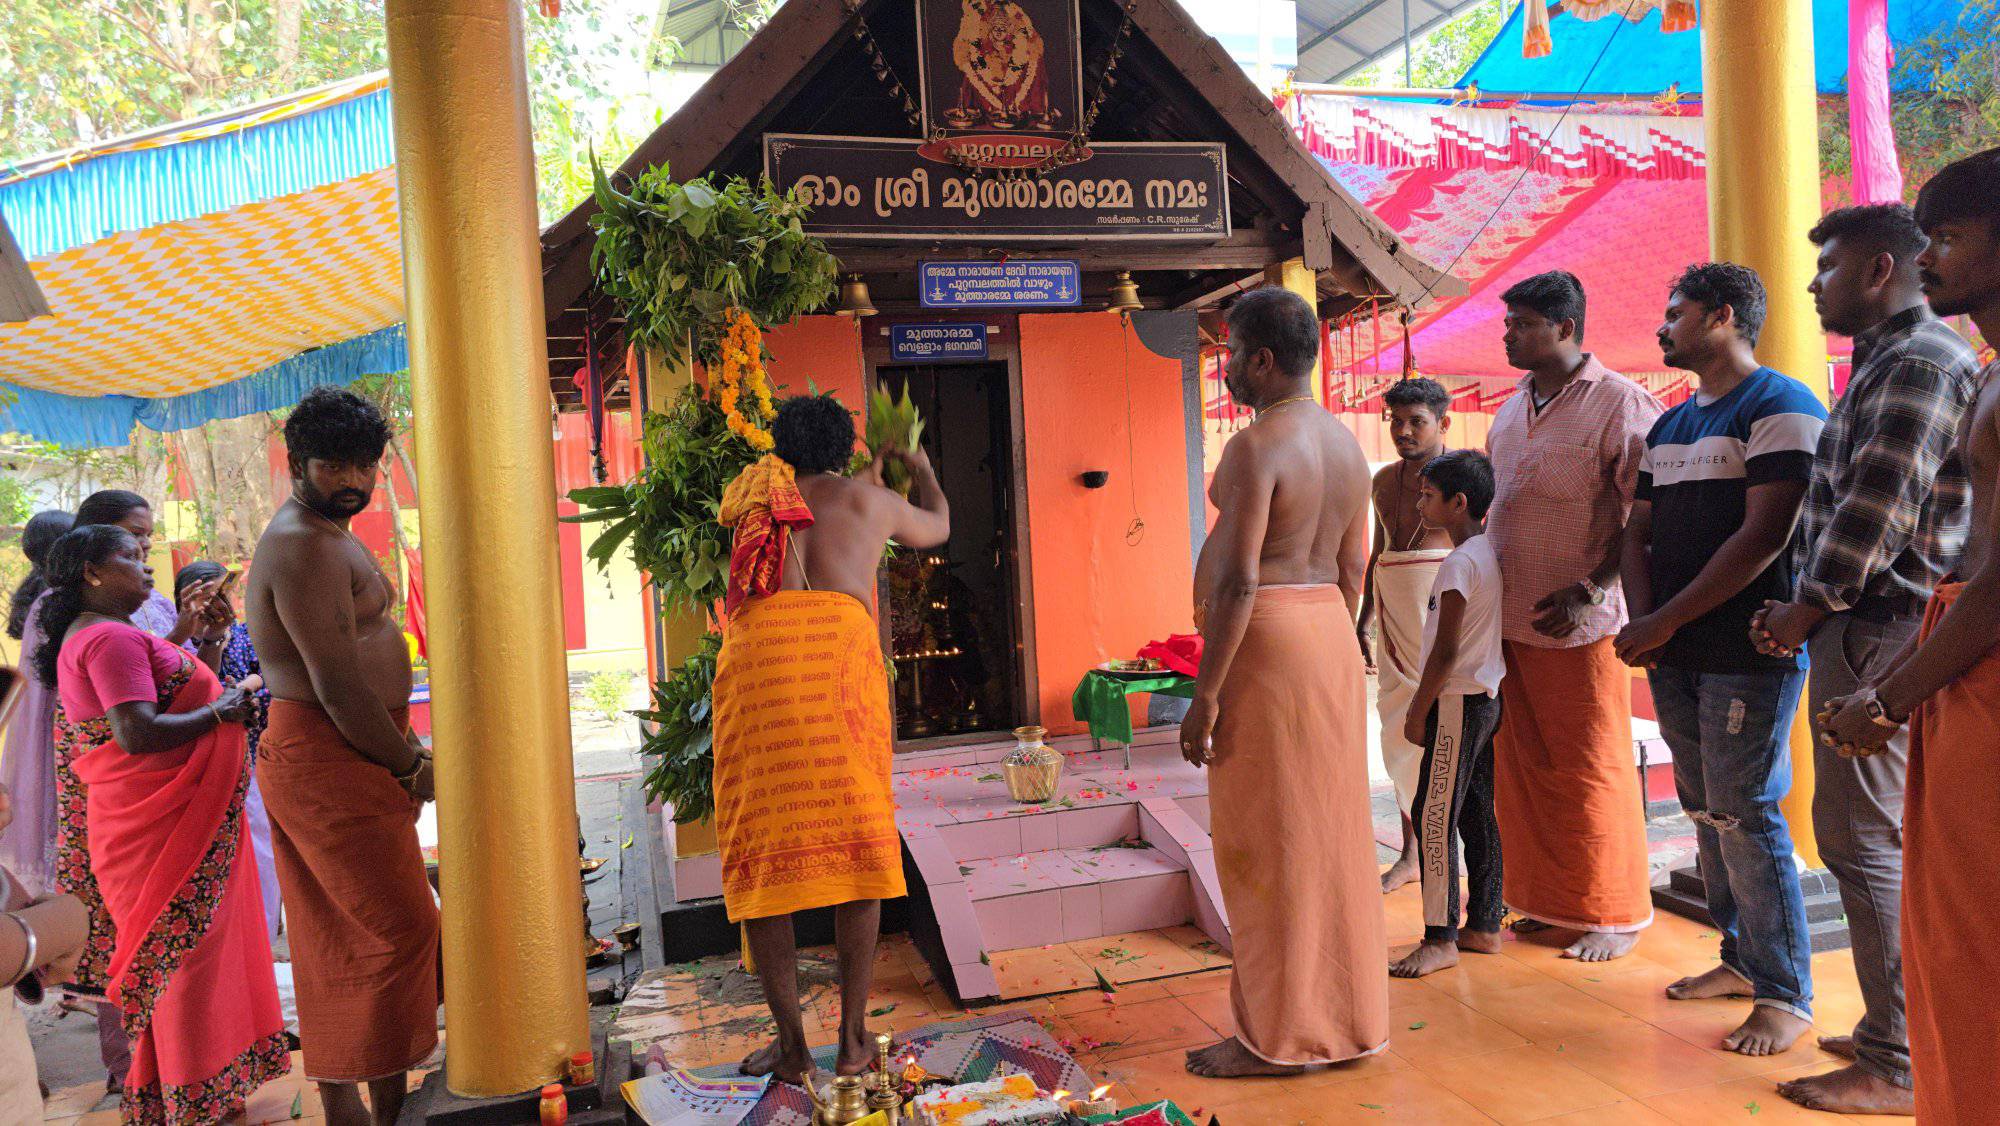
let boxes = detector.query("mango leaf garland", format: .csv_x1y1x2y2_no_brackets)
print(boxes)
631,632,725,822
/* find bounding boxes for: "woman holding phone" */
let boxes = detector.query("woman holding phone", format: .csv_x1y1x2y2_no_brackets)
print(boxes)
175,562,280,941
38,526,288,1121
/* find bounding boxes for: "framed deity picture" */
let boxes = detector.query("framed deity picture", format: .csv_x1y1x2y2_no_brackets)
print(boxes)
915,0,1085,168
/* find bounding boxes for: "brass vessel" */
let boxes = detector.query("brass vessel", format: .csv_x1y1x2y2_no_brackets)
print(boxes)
807,1073,873,1125
1001,725,1062,804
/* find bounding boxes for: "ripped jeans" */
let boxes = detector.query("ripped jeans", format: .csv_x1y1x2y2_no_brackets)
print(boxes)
1649,664,1813,1021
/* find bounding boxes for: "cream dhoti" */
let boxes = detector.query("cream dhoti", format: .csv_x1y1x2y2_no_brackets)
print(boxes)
1373,549,1451,810
1211,585,1388,1064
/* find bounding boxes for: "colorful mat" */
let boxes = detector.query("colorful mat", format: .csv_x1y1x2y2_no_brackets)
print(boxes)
1083,1102,1199,1126
624,1068,770,1125
689,1009,1089,1126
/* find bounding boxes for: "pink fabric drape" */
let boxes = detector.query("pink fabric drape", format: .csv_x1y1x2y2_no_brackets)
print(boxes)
1847,0,1904,204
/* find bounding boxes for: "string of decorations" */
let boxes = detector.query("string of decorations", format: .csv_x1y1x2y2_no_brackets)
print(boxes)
717,308,777,451
838,0,1139,181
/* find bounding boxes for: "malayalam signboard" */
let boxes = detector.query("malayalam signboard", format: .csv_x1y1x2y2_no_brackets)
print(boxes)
915,0,1083,170
765,134,1229,241
889,322,992,360
918,262,1080,309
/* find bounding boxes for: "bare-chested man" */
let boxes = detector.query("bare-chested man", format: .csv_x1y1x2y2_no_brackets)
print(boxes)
1815,147,2000,1124
712,394,948,1084
246,387,438,1126
1355,378,1455,892
1181,286,1387,1079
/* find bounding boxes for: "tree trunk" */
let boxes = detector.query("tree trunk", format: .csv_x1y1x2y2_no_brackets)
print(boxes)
274,0,305,73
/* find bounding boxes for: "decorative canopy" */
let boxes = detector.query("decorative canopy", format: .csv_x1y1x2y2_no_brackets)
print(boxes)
1460,0,1968,97
0,73,406,447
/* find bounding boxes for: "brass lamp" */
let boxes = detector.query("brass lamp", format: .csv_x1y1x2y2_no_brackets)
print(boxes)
836,274,877,317
1106,270,1142,313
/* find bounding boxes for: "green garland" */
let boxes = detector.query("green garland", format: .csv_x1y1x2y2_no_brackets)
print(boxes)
631,632,724,824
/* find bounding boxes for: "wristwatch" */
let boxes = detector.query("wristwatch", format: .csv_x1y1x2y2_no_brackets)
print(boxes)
1578,578,1608,606
1861,688,1907,729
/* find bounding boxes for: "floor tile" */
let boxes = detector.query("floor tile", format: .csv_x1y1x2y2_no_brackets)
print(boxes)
1422,1043,1627,1124
1652,1012,1839,1074
1384,991,1530,1066
1532,1023,1772,1100
1097,1044,1308,1111
1288,1067,1495,1123
1460,980,1643,1043
1527,1099,1677,1124
991,943,1098,998
1565,958,1741,1024
1163,968,1232,997
1415,949,1556,1003
1638,1063,1912,1124
1060,996,1218,1060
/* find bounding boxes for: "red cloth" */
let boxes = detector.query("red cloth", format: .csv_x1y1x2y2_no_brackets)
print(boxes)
66,622,289,1123
718,455,815,619
1137,634,1203,678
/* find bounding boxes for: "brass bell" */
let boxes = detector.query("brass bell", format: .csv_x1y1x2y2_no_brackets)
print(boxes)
1106,270,1142,313
836,274,878,317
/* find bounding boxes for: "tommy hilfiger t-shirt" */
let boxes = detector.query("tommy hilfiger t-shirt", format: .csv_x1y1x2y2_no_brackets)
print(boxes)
1636,367,1826,672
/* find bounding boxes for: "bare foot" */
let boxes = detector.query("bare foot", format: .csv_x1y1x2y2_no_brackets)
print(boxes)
1380,854,1419,894
741,1036,812,1084
1510,917,1552,934
1184,1037,1305,1078
1457,930,1503,955
1778,1064,1915,1115
1665,964,1750,1000
1721,1006,1812,1056
1562,931,1639,962
1819,1034,1857,1061
1390,940,1460,978
835,1025,873,1076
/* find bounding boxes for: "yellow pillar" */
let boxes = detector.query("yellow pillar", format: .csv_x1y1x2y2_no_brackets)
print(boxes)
386,0,590,1095
1265,258,1323,390
1702,0,1824,867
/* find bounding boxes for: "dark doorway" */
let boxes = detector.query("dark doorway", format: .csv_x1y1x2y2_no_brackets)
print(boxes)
875,361,1024,743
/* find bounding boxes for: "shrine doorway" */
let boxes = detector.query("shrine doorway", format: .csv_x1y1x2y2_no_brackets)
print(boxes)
870,356,1033,747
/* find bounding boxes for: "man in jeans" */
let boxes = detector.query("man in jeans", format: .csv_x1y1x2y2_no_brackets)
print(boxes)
1616,263,1826,1056
1753,205,1979,1115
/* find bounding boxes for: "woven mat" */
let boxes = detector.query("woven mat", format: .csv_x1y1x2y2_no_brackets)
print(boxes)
688,1009,1089,1126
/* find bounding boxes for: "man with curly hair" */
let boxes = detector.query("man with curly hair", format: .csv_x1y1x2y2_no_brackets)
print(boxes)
1617,264,1826,1059
711,393,948,1084
246,385,438,1126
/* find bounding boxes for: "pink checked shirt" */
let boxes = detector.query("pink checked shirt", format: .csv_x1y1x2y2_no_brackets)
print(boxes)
1485,356,1663,648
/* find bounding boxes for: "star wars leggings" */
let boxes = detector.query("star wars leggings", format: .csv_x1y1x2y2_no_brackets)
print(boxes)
1412,691,1505,942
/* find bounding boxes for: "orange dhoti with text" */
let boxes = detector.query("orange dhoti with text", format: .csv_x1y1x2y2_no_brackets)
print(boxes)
711,591,904,923
1903,581,2000,1124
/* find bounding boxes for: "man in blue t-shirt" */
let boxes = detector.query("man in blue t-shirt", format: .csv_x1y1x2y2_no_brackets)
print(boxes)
1615,262,1827,1059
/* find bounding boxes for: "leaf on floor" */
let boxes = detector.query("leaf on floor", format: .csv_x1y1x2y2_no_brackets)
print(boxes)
1092,967,1118,993
978,773,1002,782
1746,1101,1761,1115
622,834,635,849
1407,1020,1426,1030
291,1091,304,1119
868,1003,897,1017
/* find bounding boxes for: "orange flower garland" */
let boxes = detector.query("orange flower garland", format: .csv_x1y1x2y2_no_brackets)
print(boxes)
717,308,776,451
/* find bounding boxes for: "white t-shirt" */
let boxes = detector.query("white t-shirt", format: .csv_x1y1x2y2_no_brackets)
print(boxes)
1418,535,1506,698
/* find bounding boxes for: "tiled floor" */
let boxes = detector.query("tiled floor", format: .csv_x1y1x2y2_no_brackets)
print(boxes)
43,1049,430,1125
610,878,1908,1126
46,878,1902,1124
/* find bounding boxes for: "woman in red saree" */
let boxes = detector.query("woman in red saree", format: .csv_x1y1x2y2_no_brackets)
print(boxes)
38,525,288,1124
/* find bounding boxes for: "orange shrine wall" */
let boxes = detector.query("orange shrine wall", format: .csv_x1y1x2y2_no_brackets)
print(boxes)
764,314,868,412
1020,312,1195,734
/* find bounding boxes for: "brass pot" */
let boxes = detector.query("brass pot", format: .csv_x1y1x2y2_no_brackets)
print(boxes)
808,1073,873,1125
1002,725,1061,804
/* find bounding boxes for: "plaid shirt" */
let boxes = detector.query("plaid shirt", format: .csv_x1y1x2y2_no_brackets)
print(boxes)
1795,307,1981,614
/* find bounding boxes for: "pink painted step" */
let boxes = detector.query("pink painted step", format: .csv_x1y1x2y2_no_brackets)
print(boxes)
963,842,1192,950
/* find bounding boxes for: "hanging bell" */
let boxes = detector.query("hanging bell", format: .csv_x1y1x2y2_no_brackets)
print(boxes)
1106,270,1142,313
836,274,878,317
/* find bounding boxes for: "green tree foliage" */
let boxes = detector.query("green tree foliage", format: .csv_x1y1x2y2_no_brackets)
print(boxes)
1820,0,2000,192
1344,0,1509,89
0,0,388,164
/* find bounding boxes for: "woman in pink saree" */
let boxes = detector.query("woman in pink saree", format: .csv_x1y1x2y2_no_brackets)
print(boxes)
39,524,287,1124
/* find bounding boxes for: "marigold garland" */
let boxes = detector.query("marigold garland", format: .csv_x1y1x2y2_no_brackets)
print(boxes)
717,308,776,451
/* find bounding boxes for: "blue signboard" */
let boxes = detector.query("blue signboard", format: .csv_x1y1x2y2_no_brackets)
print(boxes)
889,323,989,363
919,260,1082,309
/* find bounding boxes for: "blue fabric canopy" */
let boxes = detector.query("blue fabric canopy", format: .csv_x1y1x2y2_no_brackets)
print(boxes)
1457,0,1970,98
0,75,405,448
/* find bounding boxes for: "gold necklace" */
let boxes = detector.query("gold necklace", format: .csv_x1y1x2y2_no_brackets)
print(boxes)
1256,394,1317,417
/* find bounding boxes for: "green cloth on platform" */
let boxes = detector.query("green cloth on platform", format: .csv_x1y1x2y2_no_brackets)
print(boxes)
1069,670,1195,745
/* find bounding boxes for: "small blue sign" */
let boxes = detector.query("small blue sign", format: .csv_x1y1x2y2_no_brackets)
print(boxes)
890,322,989,363
919,260,1082,309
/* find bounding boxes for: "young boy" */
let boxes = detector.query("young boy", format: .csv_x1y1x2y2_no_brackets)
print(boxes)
1390,450,1507,978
